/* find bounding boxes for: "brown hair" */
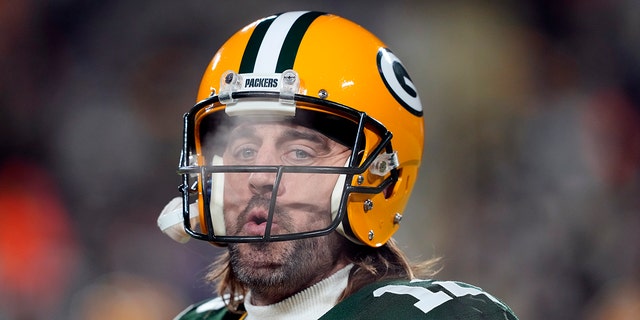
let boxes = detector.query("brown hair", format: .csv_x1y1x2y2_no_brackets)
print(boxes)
205,238,440,312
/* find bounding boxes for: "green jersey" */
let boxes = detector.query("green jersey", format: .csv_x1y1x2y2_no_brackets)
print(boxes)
175,279,518,319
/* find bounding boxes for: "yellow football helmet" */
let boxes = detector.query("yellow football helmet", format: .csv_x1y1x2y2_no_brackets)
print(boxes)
177,11,424,247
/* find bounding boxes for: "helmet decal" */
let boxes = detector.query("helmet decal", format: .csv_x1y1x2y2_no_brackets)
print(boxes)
377,48,423,116
239,11,325,73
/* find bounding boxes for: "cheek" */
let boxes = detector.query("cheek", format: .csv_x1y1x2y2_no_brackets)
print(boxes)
222,173,251,208
285,173,338,204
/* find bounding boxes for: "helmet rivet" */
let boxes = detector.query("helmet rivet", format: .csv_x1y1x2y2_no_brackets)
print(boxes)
318,89,329,99
363,199,373,212
394,213,403,224
368,230,374,240
224,73,234,84
376,161,387,173
357,175,364,185
283,70,297,84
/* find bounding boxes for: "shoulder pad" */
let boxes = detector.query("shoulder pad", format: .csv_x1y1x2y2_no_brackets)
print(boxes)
174,296,244,320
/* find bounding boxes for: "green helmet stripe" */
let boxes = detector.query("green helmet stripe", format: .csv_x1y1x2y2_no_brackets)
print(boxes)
239,15,276,73
275,11,324,72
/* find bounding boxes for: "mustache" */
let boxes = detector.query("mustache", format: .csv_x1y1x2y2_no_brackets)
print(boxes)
234,195,294,233
237,195,275,221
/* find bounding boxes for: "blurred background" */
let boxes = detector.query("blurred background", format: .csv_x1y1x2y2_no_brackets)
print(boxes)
1,0,639,319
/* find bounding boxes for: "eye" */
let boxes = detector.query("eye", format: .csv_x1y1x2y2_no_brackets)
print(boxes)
293,149,310,159
282,147,315,165
232,146,257,161
241,148,256,159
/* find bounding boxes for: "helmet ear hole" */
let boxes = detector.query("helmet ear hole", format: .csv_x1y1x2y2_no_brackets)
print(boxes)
383,180,396,199
383,168,403,199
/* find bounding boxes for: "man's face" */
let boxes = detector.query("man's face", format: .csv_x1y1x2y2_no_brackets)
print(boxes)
221,121,350,237
220,120,351,293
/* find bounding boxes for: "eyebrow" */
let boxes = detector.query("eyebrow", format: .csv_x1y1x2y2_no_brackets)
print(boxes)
276,129,332,155
278,129,326,145
227,125,330,151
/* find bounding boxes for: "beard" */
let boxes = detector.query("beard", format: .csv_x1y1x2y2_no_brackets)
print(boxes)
226,194,345,296
228,229,344,296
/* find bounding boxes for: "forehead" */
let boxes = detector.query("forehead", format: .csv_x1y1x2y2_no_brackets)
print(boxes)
228,120,327,140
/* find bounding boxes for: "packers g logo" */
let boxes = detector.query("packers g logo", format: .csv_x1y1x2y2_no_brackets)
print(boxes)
377,48,423,116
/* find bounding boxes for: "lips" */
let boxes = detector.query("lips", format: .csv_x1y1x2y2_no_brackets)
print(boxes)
241,208,274,236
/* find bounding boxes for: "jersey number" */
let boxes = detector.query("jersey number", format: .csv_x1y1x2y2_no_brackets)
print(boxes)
372,281,502,313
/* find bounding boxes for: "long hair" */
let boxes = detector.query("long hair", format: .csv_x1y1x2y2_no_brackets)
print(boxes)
205,238,440,312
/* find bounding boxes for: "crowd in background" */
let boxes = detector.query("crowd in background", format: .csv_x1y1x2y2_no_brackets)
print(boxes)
1,1,639,319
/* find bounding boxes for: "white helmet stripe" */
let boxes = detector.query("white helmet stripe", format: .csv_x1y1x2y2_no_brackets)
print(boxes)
253,11,308,73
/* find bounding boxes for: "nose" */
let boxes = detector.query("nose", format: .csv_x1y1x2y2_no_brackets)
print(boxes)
247,149,285,197
248,171,280,196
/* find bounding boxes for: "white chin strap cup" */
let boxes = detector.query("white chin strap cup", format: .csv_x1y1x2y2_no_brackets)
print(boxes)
157,197,199,243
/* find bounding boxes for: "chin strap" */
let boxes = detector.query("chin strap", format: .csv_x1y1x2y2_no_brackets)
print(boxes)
157,197,199,243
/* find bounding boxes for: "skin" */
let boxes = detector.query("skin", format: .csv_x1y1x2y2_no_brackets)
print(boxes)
221,120,352,305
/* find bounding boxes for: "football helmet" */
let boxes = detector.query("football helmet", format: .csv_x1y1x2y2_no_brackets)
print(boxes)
176,11,423,247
